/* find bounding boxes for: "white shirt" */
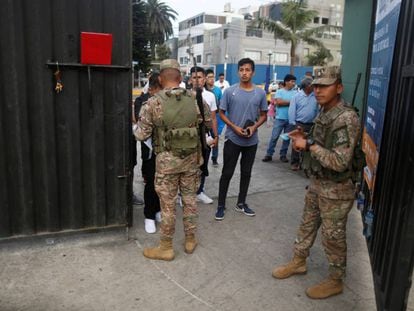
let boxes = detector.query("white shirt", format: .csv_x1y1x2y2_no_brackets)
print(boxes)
214,79,230,93
202,88,217,112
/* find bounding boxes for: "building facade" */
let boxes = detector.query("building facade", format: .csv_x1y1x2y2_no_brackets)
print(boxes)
176,0,344,74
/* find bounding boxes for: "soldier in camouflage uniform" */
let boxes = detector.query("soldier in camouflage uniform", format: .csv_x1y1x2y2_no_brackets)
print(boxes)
272,66,361,299
135,59,211,261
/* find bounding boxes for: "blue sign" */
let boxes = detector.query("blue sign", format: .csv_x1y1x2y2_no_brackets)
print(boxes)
365,0,402,148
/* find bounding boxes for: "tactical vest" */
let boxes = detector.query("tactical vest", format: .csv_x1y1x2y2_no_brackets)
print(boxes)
302,103,362,182
153,88,200,158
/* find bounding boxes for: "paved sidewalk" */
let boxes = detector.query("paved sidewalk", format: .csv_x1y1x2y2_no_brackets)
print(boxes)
0,125,376,311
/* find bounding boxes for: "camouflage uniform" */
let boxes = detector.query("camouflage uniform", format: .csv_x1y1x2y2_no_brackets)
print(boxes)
135,87,211,240
294,69,360,280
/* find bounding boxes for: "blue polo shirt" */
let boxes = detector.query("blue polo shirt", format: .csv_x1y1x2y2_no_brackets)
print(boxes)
288,90,319,125
273,88,297,120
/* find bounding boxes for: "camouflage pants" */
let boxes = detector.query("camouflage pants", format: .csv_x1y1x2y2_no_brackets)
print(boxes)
155,169,200,239
294,189,354,279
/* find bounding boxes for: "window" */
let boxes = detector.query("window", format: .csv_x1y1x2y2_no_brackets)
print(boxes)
244,50,262,61
196,55,202,63
313,17,320,24
246,26,263,38
187,35,203,45
205,15,218,23
195,35,204,44
275,52,288,63
322,17,329,25
180,57,189,64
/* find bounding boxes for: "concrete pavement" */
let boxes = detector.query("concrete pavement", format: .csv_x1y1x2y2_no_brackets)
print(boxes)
0,124,376,311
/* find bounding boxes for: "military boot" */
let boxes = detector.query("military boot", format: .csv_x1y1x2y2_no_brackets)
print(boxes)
143,238,175,261
184,234,198,254
306,277,343,299
272,255,307,279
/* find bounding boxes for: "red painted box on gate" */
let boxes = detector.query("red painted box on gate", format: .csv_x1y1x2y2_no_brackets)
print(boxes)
80,32,113,65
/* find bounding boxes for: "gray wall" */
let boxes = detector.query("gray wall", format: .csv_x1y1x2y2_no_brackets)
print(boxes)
342,0,374,109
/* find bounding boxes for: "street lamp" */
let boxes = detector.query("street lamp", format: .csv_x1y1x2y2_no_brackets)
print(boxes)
265,50,272,93
224,53,228,80
268,50,273,79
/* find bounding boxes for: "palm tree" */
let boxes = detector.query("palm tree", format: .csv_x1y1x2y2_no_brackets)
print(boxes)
257,0,335,73
306,47,333,66
156,43,172,61
132,0,151,72
146,0,177,60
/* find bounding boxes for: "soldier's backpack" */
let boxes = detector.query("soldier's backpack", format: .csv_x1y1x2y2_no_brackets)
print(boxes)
153,88,200,158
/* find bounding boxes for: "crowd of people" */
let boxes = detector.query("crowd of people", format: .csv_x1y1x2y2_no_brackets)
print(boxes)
132,58,361,300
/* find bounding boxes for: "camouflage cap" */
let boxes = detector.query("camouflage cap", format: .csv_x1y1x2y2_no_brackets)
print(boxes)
160,59,180,72
312,66,341,85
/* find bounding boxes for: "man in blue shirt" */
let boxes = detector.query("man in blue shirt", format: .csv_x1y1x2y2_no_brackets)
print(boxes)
205,69,225,166
215,58,268,220
288,76,319,170
262,74,297,163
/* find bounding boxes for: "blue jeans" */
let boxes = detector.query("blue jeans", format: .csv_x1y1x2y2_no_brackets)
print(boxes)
266,119,290,157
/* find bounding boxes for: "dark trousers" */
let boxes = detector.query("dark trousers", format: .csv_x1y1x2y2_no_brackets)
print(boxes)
142,156,160,220
197,147,211,194
290,122,314,165
218,140,258,207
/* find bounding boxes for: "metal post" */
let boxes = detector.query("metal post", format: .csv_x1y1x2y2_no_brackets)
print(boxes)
265,51,272,93
224,54,228,80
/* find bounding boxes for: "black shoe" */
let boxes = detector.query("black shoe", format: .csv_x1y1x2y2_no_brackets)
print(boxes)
235,203,256,217
262,155,272,162
212,159,219,166
215,206,226,220
280,156,288,163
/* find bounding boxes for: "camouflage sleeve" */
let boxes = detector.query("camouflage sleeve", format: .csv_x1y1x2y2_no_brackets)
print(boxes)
134,98,156,141
311,110,360,172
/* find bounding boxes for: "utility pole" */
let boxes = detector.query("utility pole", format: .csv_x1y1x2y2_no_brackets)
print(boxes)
186,20,194,73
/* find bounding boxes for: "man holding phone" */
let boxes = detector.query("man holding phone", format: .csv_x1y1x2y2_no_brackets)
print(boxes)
214,58,267,220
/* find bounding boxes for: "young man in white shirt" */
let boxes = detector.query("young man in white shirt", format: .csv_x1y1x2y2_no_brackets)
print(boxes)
214,73,230,93
190,66,218,204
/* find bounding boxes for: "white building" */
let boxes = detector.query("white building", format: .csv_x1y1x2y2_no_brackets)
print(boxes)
177,7,246,69
176,0,344,71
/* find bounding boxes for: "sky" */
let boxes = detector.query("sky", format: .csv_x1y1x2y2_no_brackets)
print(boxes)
163,0,271,35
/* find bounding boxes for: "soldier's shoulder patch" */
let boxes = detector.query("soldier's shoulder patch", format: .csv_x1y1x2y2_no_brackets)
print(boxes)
332,126,349,146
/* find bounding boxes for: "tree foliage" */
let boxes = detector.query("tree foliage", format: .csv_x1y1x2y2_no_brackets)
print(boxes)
156,44,171,61
256,0,338,73
132,0,177,72
133,1,151,72
306,47,333,66
146,0,177,59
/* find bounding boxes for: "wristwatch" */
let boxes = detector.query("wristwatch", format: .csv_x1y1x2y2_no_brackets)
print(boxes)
306,138,315,151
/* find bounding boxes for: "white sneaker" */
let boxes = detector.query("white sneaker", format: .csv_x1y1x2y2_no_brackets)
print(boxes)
155,212,161,223
197,192,213,204
144,219,156,234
